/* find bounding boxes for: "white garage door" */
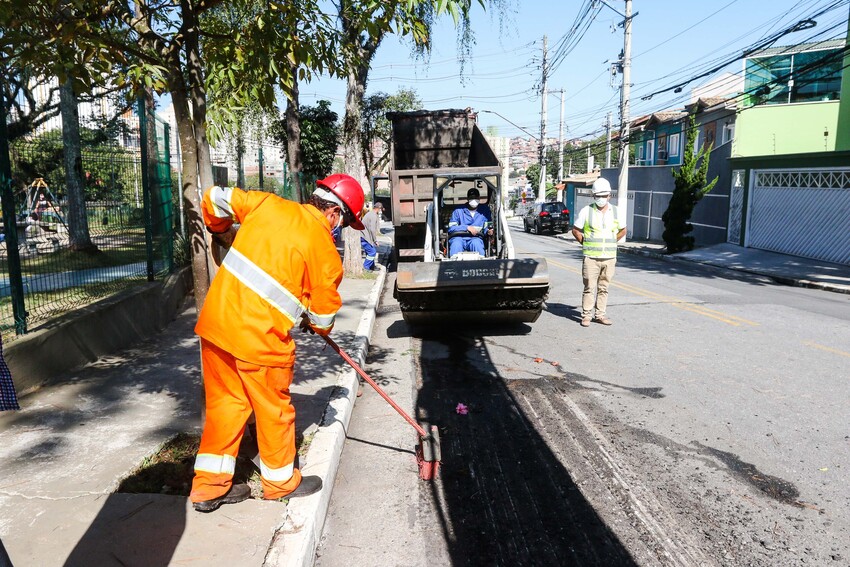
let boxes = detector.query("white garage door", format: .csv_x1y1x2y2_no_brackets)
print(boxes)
746,168,850,266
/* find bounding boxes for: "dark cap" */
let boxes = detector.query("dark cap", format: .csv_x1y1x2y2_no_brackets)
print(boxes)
467,188,480,199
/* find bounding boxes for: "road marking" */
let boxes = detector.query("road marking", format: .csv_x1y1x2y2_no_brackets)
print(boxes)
803,340,850,359
543,255,760,327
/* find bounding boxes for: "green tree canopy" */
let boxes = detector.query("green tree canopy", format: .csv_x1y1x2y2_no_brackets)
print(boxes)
360,88,423,176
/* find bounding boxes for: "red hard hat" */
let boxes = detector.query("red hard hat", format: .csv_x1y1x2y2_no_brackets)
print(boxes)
316,174,365,230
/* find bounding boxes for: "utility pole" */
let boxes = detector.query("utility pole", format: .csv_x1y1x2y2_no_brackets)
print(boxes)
558,88,565,203
616,0,633,239
605,111,613,168
537,35,548,204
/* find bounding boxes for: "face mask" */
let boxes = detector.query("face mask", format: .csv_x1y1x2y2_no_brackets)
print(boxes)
594,197,608,208
468,199,479,209
335,210,344,231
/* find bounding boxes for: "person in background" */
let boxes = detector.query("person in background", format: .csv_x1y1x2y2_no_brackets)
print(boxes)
360,202,383,271
448,187,493,257
190,174,364,513
571,178,627,327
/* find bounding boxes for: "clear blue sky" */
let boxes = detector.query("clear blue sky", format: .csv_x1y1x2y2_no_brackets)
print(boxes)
299,0,849,142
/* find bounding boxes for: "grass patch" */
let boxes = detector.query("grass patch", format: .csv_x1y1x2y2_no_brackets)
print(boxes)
116,428,317,499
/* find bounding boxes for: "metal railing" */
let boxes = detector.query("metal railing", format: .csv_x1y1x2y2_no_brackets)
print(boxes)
0,98,181,340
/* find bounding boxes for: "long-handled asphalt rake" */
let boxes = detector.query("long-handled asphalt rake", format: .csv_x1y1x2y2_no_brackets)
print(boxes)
321,334,441,480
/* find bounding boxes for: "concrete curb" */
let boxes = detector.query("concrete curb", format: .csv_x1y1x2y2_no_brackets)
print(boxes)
263,266,387,567
617,246,850,296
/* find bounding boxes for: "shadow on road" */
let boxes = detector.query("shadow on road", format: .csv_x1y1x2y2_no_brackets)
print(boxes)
415,333,637,566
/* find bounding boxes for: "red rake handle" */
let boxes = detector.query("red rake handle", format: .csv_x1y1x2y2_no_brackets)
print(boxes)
322,334,428,438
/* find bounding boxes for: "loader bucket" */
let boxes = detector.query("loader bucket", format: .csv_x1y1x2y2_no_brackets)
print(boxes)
395,257,550,325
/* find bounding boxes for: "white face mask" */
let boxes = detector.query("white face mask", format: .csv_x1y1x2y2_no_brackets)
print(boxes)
468,199,479,209
594,196,609,208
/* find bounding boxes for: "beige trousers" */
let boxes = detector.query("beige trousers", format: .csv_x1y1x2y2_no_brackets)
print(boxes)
581,256,617,319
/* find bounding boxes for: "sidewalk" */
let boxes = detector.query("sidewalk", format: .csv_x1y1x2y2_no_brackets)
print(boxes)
520,218,850,295
0,267,386,566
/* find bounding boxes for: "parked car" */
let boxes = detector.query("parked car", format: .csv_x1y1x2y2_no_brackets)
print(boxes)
523,201,570,234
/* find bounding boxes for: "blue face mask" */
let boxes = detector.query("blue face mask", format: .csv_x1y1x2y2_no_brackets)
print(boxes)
331,226,341,241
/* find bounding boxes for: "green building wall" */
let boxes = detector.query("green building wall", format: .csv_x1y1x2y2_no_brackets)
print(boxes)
733,101,840,157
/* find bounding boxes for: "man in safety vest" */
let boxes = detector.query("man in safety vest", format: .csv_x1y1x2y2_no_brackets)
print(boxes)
571,178,626,328
190,174,365,513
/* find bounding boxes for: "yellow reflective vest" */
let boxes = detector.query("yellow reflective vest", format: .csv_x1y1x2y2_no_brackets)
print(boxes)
582,204,621,259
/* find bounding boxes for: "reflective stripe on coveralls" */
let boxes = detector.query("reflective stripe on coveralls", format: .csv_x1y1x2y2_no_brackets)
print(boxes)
582,205,620,258
209,186,235,219
221,247,336,330
194,453,237,475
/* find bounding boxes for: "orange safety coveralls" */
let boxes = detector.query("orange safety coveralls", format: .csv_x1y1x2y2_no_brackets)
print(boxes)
190,186,343,502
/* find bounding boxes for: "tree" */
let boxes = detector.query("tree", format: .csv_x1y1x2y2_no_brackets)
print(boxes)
336,0,507,276
274,100,340,183
1,0,346,309
661,115,718,253
59,78,95,251
526,163,541,191
360,88,422,177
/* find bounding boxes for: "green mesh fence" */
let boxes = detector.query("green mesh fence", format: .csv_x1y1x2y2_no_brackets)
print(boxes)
0,100,179,340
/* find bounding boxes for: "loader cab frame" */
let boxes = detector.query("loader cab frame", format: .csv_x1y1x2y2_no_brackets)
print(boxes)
432,173,502,260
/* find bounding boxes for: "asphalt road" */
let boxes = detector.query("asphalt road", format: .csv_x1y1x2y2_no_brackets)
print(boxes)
317,227,850,566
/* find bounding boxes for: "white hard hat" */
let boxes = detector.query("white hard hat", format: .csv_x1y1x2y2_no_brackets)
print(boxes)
591,178,612,196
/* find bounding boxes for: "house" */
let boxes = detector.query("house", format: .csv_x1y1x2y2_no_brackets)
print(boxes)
685,96,737,151
631,111,687,166
600,97,737,244
733,39,845,157
727,37,850,266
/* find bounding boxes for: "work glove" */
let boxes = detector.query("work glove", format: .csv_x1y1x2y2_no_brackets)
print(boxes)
299,315,316,335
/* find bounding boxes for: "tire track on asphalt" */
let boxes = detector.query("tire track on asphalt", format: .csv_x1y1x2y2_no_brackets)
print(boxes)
513,379,716,567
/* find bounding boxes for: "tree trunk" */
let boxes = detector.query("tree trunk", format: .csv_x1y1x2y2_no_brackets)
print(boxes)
341,57,373,277
171,82,210,311
343,226,362,274
283,73,304,202
343,63,370,190
186,22,213,192
59,78,95,252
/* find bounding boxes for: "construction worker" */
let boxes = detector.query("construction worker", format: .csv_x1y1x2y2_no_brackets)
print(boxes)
360,202,383,271
448,187,493,257
571,178,627,327
190,174,365,513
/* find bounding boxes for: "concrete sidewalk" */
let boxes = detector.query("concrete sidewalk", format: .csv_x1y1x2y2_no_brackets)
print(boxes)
511,218,850,294
616,240,850,294
0,268,386,566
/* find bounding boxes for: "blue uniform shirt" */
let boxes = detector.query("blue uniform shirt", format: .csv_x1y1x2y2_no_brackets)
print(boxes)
448,205,493,236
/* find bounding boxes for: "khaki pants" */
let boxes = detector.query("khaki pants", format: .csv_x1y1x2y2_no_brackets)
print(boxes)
581,256,617,319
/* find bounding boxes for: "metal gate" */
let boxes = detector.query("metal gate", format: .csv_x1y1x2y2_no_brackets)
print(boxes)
746,168,850,266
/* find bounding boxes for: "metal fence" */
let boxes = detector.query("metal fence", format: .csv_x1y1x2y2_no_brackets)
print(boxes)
0,98,181,340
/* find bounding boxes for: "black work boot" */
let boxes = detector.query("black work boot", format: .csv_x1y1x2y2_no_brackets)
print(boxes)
279,475,323,500
193,483,251,513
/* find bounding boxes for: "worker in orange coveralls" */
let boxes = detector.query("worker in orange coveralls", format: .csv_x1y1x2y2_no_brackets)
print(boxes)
190,174,365,513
